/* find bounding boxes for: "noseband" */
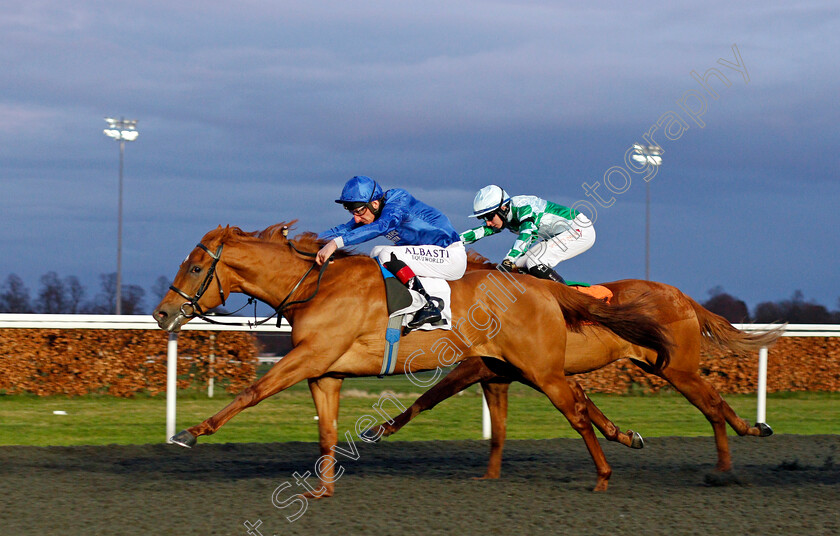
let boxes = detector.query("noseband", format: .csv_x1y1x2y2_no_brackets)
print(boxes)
169,242,227,319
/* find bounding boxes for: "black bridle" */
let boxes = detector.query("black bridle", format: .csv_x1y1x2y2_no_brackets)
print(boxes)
169,240,331,328
169,242,226,319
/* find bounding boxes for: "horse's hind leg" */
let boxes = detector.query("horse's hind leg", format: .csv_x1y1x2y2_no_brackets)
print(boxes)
478,381,511,479
369,357,500,440
306,376,344,499
656,367,764,472
567,379,644,449
480,376,639,481
534,372,612,491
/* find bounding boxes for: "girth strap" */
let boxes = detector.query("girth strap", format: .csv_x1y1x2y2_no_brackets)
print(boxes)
379,314,404,377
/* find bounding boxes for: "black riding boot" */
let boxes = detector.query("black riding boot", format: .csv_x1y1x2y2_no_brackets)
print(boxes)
528,264,567,284
405,277,443,329
383,252,443,330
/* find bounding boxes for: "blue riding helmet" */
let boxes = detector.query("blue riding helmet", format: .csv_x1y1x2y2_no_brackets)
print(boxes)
334,176,383,204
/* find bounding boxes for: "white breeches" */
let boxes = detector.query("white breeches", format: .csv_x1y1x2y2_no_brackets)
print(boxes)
370,241,467,280
513,214,596,270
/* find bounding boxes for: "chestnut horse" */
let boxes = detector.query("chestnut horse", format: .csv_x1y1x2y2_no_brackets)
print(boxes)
153,223,672,493
368,254,782,479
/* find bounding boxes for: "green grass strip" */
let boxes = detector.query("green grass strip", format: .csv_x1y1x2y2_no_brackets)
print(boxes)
1,379,837,446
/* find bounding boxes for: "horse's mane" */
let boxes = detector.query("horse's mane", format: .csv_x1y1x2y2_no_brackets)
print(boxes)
467,250,497,271
203,225,260,242
249,221,358,259
208,223,488,264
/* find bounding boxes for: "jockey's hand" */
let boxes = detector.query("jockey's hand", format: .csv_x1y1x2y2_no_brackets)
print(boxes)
501,259,517,273
316,240,338,266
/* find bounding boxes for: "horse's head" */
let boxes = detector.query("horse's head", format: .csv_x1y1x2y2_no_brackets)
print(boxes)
154,221,352,331
153,222,302,331
153,226,235,332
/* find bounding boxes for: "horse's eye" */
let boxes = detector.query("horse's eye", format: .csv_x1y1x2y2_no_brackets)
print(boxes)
191,266,202,274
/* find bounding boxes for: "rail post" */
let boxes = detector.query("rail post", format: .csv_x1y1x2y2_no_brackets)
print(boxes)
482,390,491,439
757,346,768,424
166,332,178,442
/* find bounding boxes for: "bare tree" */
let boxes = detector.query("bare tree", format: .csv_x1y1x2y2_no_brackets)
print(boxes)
120,284,146,315
0,274,33,313
65,276,85,314
703,286,750,323
151,275,171,302
86,273,146,314
86,273,117,314
35,272,68,313
754,290,832,323
753,301,782,323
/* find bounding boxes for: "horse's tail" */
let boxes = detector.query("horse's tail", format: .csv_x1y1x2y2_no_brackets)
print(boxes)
687,296,785,353
549,284,673,370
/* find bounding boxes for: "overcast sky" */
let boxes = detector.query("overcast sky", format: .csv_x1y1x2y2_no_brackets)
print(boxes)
2,1,838,312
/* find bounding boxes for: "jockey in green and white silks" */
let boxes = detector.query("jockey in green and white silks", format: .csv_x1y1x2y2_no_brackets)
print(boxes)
460,185,595,284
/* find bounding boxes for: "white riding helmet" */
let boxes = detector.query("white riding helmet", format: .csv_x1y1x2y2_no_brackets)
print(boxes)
470,185,511,218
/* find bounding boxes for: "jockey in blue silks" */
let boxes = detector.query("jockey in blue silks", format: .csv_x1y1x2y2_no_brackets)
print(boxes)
316,175,467,329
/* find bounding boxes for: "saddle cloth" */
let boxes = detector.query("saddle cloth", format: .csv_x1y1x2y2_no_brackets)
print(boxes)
391,276,453,331
573,284,613,303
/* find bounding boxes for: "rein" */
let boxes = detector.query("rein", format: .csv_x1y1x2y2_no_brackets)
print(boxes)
271,242,332,318
169,240,331,328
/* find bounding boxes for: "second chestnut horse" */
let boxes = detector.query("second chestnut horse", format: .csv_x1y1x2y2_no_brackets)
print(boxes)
367,254,782,479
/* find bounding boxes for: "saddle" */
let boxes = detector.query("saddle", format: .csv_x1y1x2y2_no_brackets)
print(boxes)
375,261,452,376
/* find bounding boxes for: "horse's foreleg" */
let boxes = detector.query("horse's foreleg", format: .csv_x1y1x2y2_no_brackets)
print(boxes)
536,373,612,492
478,381,510,480
179,346,321,443
306,376,343,499
567,379,643,449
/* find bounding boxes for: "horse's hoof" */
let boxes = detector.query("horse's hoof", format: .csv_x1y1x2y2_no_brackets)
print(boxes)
628,430,645,449
359,426,384,443
704,470,746,487
170,429,197,448
756,422,773,437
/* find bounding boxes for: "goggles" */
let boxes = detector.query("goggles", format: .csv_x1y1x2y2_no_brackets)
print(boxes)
343,202,368,216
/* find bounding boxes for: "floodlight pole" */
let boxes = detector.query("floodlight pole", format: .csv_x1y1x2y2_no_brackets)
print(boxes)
103,117,139,315
645,179,650,281
117,138,125,314
632,144,662,281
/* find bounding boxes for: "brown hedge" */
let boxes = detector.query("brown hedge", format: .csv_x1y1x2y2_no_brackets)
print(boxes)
1,330,837,396
0,329,258,397
577,336,840,394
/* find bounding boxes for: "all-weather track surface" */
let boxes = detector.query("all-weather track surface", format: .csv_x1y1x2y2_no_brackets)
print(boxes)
1,435,837,536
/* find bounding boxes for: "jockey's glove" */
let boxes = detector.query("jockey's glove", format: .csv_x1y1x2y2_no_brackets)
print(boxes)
501,259,516,273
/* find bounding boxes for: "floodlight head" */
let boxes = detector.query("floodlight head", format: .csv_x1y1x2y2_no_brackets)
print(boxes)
103,117,139,142
632,144,662,166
